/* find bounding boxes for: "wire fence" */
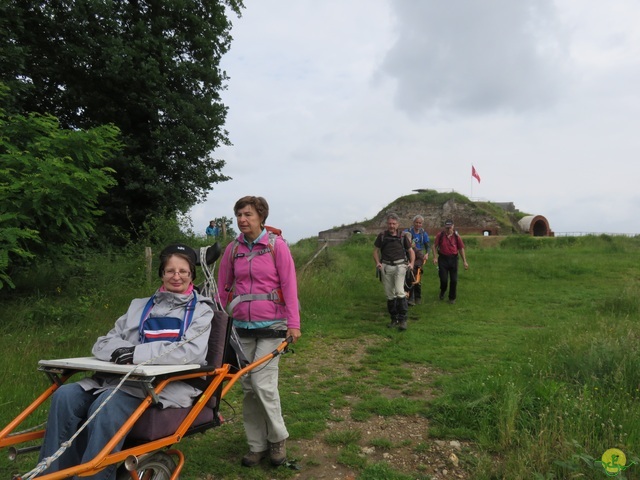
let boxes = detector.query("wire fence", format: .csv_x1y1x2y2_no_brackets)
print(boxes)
554,232,639,237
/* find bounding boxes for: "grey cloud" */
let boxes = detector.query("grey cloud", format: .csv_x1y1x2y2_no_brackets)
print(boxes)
379,0,570,116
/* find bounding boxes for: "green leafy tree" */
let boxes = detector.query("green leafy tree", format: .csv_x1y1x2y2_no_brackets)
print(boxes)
217,215,238,239
0,213,39,290
0,85,121,288
0,0,244,242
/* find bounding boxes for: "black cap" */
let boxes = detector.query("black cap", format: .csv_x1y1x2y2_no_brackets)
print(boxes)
158,244,197,279
444,219,454,226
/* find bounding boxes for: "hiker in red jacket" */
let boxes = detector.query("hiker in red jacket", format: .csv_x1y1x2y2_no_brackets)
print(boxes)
432,219,469,304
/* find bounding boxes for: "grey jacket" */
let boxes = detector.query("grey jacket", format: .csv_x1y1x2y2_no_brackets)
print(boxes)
77,289,214,408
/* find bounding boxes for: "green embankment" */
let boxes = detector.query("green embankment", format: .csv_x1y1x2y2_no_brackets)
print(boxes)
1,234,639,479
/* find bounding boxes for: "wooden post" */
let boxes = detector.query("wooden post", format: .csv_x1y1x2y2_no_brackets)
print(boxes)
145,247,152,284
300,242,329,273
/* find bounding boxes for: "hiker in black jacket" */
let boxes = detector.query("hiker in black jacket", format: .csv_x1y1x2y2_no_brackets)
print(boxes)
373,213,415,330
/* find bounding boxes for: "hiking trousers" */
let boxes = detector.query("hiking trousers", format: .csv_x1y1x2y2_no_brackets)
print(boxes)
438,254,459,300
239,336,289,453
381,263,408,301
38,383,141,480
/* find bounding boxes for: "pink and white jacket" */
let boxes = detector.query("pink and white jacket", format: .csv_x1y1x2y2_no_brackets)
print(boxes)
217,232,300,329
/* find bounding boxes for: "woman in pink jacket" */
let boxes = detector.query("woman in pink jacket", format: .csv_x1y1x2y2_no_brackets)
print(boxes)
217,195,301,468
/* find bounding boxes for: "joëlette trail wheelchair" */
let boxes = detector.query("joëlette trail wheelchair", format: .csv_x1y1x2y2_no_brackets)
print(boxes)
0,243,291,480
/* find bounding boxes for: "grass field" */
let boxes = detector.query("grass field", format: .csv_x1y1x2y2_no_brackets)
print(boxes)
1,234,639,479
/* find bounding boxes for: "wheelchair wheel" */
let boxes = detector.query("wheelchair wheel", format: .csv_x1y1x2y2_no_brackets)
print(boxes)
116,451,177,480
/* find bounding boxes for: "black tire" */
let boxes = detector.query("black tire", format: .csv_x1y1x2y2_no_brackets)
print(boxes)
116,451,177,480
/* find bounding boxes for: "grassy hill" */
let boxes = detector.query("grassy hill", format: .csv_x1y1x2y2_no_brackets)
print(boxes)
1,234,639,479
323,189,534,239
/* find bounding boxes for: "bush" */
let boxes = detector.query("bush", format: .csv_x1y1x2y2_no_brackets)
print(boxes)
0,84,121,288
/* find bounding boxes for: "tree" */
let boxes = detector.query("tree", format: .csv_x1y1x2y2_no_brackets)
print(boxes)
0,0,244,242
0,84,120,288
216,215,238,240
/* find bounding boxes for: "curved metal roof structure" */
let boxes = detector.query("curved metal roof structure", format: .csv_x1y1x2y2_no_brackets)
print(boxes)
518,215,552,236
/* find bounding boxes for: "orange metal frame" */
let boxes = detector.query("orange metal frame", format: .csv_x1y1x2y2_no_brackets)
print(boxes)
0,340,289,480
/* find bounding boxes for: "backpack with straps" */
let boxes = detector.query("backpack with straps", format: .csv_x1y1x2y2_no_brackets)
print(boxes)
230,225,281,263
380,230,412,261
224,226,286,315
404,227,430,250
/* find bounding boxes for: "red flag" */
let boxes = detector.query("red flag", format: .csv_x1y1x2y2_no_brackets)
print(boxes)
472,165,481,183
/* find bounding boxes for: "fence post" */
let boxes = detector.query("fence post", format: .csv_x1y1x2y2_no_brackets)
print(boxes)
300,241,329,273
145,247,152,283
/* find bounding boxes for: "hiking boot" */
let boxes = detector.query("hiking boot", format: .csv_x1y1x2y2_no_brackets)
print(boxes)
415,296,422,305
448,299,456,305
407,291,415,306
241,449,268,467
269,440,287,466
387,319,398,328
439,293,445,301
398,319,407,331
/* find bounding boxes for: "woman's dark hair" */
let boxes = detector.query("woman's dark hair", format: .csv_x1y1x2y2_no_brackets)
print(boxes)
233,196,269,225
158,244,197,280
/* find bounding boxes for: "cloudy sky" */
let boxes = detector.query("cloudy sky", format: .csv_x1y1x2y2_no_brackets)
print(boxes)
189,0,640,243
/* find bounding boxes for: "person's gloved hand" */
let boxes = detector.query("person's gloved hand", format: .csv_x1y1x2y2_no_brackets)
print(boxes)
110,346,135,364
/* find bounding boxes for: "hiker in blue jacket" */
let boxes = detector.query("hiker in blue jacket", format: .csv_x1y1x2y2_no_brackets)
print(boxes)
404,215,430,306
206,220,220,238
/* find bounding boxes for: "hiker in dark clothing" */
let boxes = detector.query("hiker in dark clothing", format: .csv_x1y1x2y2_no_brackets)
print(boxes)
431,219,469,304
373,213,415,330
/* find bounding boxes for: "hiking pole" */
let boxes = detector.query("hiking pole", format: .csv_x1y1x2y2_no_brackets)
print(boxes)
414,266,422,285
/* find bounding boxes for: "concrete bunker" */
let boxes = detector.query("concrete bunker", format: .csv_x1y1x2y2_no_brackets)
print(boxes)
518,215,552,236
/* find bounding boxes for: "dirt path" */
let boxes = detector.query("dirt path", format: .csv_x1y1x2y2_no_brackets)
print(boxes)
283,337,476,479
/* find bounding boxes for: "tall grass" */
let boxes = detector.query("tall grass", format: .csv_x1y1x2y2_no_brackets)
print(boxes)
1,234,639,479
419,235,640,479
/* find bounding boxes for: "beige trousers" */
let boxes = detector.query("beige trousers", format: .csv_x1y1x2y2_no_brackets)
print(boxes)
239,336,289,452
381,263,408,299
